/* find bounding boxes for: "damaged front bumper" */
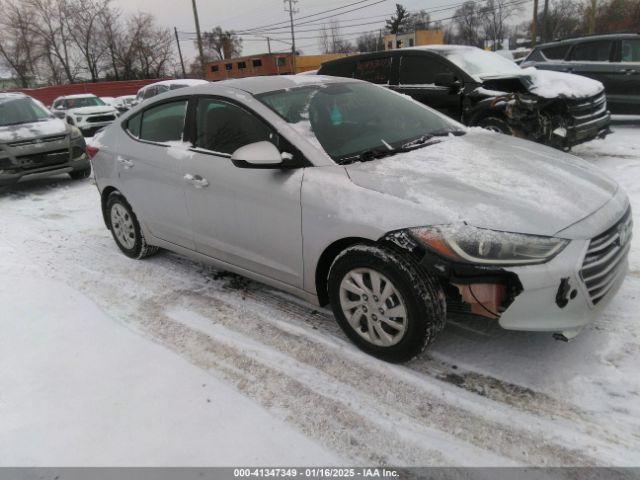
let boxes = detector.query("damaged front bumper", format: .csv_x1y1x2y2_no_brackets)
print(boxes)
383,196,631,339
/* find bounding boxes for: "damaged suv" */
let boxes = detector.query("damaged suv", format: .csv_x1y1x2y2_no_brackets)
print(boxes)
318,46,611,149
90,76,630,362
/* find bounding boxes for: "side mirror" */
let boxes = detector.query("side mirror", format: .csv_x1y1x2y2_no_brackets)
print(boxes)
435,72,459,88
53,110,66,119
231,141,286,169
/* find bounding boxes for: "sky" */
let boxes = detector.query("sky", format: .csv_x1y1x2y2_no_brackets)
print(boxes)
115,0,533,63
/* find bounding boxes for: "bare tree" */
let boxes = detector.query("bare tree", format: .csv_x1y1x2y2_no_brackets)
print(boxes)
452,1,483,46
356,31,384,52
202,27,243,61
0,0,40,87
65,0,110,81
319,20,354,53
481,0,520,50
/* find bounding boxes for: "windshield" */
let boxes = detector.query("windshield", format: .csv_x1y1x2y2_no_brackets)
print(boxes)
256,82,460,163
443,48,522,78
0,96,52,127
65,97,106,109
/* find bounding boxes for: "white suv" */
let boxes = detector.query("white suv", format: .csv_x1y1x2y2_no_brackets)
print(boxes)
51,94,120,137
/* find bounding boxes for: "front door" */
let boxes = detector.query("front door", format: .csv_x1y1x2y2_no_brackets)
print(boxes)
393,54,463,120
117,99,194,249
607,38,640,114
181,97,304,287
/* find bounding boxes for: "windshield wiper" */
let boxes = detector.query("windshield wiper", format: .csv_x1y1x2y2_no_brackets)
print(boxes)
337,147,399,165
401,128,465,151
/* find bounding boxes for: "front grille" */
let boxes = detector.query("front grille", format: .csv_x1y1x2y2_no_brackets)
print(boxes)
568,92,608,127
15,148,70,171
8,135,67,148
87,115,116,123
580,208,633,305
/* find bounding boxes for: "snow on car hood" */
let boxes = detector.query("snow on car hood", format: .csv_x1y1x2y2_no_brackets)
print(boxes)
344,130,617,237
0,118,68,143
68,106,117,115
522,67,604,99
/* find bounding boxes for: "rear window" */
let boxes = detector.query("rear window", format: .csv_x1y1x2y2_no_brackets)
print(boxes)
570,41,613,61
139,100,187,143
320,60,355,78
355,57,392,84
541,45,570,60
621,39,640,62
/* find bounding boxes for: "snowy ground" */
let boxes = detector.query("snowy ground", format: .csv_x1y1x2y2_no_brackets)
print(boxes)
1,121,639,466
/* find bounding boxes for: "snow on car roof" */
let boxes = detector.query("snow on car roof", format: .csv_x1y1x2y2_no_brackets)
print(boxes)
213,74,358,95
403,44,480,53
147,79,210,87
0,92,27,101
58,93,98,99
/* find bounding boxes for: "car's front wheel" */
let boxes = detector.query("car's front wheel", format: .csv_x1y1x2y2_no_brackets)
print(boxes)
106,192,158,259
328,244,446,362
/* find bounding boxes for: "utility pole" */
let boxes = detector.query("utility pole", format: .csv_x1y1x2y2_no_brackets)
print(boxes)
589,0,597,33
284,0,298,73
531,0,539,47
267,37,272,54
174,27,187,78
542,0,550,42
191,0,206,78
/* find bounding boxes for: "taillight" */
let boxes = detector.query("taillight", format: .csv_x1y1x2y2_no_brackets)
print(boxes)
86,145,100,159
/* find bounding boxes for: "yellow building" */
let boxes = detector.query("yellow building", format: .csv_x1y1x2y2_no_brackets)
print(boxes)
384,29,444,50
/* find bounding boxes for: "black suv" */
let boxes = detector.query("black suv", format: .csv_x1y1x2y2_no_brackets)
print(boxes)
522,33,640,114
318,46,611,149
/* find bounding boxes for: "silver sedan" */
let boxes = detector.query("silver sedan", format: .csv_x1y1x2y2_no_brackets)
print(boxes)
89,75,631,362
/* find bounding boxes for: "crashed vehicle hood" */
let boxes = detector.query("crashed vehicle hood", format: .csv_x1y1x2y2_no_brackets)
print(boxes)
0,118,68,144
477,67,604,99
67,106,118,115
344,130,618,237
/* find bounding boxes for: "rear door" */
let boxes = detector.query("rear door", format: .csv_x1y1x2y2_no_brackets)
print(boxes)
394,53,463,120
117,98,195,249
180,96,305,287
565,39,616,89
606,38,640,113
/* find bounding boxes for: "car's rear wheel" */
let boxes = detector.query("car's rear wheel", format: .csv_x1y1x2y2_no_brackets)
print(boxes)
328,244,446,362
106,193,158,259
478,116,514,135
69,167,91,180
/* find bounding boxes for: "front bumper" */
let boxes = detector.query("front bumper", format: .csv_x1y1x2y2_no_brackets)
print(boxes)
563,111,611,149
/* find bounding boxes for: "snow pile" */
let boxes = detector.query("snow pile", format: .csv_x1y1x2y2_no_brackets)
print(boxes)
524,67,604,99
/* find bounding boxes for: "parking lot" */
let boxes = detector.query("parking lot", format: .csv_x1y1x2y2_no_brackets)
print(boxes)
1,120,639,466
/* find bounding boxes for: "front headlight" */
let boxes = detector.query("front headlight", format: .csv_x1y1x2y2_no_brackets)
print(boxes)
410,225,568,265
69,126,83,140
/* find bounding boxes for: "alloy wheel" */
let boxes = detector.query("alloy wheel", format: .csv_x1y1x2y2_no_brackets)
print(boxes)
110,203,136,250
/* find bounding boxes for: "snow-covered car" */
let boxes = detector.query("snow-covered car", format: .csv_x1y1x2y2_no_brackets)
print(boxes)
133,79,209,106
112,95,136,113
51,94,120,137
0,93,90,188
318,46,611,150
89,76,631,362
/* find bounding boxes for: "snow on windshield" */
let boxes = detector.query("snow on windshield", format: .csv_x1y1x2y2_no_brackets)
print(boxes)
444,49,522,78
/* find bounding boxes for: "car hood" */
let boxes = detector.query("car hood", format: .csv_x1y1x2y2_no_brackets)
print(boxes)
69,106,117,115
0,118,68,143
344,130,618,237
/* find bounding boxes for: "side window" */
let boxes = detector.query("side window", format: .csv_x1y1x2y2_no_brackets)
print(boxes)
355,57,392,84
142,87,156,100
621,39,640,62
400,56,455,85
139,100,187,143
195,98,274,155
320,60,354,78
126,112,142,138
541,44,570,60
570,41,613,61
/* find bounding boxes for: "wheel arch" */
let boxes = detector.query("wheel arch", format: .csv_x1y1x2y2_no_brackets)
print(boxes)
314,237,377,306
100,186,120,229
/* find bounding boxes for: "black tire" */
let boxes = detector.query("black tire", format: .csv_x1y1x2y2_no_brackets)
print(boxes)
69,167,91,180
105,192,158,259
478,116,514,135
328,244,446,363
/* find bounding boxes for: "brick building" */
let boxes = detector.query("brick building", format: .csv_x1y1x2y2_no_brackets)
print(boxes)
206,53,349,81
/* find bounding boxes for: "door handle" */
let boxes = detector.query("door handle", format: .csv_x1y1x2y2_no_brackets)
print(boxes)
117,156,134,169
184,173,209,188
